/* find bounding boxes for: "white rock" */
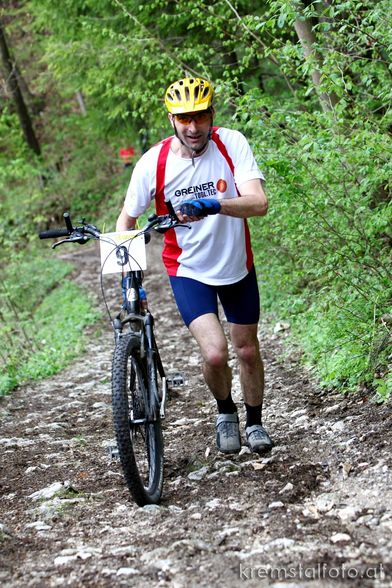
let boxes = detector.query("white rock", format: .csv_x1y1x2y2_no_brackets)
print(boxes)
228,501,245,511
268,501,284,509
0,523,12,536
188,466,209,481
279,483,294,494
330,532,351,544
25,521,52,531
140,547,169,563
75,550,95,560
336,507,360,523
291,409,307,418
54,555,77,566
331,420,346,432
239,446,251,456
151,558,174,572
25,467,37,474
29,481,70,501
101,568,117,577
268,537,295,549
168,505,183,513
205,498,221,509
323,404,342,414
302,506,320,519
141,504,161,514
294,415,310,428
218,527,240,539
0,438,35,447
314,494,337,512
117,567,140,576
171,417,197,426
274,321,290,333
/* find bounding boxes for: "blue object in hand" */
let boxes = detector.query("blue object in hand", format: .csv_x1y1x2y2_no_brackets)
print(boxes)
180,198,221,217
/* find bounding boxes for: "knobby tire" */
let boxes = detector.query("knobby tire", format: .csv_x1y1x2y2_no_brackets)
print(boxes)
112,333,164,506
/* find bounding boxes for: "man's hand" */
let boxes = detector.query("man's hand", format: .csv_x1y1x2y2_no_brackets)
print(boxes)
179,198,221,218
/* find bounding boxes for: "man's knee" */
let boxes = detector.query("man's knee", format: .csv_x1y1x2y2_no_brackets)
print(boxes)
203,345,228,368
233,340,260,365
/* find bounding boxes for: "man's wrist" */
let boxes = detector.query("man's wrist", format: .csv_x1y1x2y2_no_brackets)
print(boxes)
217,199,225,214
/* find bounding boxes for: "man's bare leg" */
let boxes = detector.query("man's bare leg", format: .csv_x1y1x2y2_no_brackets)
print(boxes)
189,313,232,400
229,322,264,407
230,322,273,453
189,313,240,453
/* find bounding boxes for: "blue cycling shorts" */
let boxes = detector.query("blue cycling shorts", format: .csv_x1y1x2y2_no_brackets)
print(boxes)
169,266,260,327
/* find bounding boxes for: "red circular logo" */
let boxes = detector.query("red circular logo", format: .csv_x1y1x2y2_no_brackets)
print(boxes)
216,179,227,193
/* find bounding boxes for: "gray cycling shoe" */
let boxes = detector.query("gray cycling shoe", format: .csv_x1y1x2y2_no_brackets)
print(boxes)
216,413,241,453
246,424,273,454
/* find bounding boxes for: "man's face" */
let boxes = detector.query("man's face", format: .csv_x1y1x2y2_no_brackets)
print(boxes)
169,109,213,152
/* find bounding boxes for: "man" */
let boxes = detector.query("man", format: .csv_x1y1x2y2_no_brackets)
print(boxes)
116,77,273,454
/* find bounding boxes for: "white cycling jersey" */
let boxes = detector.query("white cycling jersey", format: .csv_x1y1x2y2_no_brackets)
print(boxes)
124,127,265,285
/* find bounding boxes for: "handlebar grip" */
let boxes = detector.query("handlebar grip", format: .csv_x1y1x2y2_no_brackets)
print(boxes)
63,212,73,233
39,229,70,239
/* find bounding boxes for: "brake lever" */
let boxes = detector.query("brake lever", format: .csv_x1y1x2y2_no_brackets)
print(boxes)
52,234,89,248
154,219,190,234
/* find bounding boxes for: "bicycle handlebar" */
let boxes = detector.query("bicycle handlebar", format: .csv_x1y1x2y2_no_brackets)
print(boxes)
38,211,188,248
39,228,70,239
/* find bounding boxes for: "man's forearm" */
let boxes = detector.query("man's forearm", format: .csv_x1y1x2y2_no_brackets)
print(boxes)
116,206,137,231
218,179,268,219
219,192,268,218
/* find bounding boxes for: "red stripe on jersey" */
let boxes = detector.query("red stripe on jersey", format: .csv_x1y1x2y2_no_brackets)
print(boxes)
243,220,254,271
211,128,235,177
155,137,172,214
211,128,254,270
155,136,182,275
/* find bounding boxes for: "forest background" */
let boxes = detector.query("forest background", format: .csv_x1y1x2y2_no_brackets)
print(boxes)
0,0,391,399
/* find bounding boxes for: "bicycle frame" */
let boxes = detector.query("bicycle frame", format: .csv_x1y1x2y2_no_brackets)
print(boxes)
114,270,168,420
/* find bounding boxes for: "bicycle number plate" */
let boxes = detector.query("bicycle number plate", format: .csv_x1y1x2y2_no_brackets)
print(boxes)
99,230,147,274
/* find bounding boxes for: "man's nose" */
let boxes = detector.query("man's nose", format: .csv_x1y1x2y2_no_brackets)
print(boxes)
188,120,198,132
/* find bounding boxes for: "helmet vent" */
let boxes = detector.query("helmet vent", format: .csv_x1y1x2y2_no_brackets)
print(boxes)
165,77,214,113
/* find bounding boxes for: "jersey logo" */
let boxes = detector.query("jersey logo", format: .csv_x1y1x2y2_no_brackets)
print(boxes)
216,179,227,193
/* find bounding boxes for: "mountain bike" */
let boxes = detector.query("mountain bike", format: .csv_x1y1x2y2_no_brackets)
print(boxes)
39,211,186,506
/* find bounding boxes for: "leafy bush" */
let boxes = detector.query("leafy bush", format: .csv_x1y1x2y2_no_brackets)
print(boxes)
243,91,391,397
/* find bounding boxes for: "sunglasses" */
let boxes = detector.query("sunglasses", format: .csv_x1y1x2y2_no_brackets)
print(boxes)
175,111,211,125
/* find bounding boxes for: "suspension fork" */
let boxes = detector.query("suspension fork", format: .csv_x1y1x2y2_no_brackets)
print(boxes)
144,313,167,418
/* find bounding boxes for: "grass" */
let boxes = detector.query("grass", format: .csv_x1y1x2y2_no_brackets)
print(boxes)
0,280,100,395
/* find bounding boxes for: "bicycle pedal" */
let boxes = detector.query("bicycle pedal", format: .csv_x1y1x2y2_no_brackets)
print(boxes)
167,372,186,387
107,444,119,461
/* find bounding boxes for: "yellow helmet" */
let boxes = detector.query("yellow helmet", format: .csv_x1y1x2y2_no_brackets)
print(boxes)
165,77,214,114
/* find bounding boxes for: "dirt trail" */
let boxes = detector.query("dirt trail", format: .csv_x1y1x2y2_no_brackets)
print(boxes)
1,235,391,588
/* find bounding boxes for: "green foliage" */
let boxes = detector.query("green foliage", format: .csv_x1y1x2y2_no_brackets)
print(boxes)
0,279,99,395
244,90,391,396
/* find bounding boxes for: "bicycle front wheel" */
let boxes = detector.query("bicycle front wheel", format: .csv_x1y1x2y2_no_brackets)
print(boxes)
112,333,164,506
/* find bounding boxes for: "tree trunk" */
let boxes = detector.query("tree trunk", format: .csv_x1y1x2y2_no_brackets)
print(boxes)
0,19,41,155
293,15,338,112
